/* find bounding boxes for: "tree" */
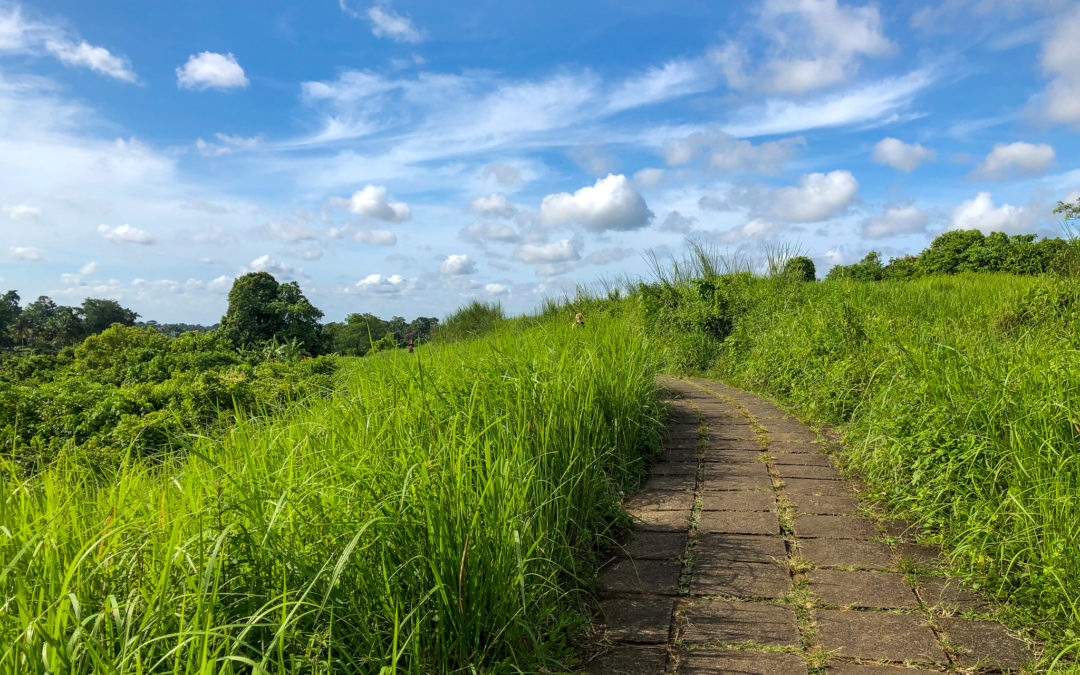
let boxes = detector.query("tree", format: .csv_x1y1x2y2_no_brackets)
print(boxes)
81,298,139,336
918,230,985,275
220,273,324,352
826,252,884,282
0,291,19,348
781,256,816,282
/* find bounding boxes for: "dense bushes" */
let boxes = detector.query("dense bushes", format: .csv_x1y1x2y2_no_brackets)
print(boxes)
0,324,337,473
436,300,505,341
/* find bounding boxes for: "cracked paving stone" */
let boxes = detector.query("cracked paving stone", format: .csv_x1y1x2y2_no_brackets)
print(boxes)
598,595,675,643
771,451,834,466
775,464,843,481
629,508,692,532
939,618,1031,670
641,474,696,492
815,610,947,663
798,539,898,570
625,491,695,512
696,533,787,564
786,493,862,516
782,478,855,497
679,649,808,675
795,514,879,539
807,570,918,609
678,598,800,645
690,561,790,598
698,510,779,535
598,559,681,596
616,530,687,560
583,646,668,674
700,490,776,512
916,577,991,613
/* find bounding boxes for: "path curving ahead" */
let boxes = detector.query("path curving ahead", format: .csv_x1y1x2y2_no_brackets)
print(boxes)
583,376,1036,674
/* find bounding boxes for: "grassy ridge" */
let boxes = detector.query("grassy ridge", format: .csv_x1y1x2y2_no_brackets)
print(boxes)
651,272,1079,655
1,304,662,672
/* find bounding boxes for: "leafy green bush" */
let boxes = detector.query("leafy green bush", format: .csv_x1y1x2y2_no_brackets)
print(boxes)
782,255,816,281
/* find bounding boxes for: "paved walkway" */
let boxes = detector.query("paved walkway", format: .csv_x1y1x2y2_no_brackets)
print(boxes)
584,376,1036,674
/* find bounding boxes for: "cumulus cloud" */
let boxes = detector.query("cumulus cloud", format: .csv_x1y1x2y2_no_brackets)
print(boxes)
260,222,318,243
4,204,40,219
971,142,1055,180
45,39,136,82
460,220,519,244
949,192,1038,234
633,168,665,187
767,170,858,222
1040,6,1080,126
98,224,154,244
10,246,41,261
353,228,398,245
469,193,516,217
79,261,97,275
660,211,696,233
712,0,895,94
514,239,580,263
872,138,936,172
354,273,408,294
703,218,781,245
176,52,249,90
484,283,510,296
367,5,424,43
862,204,931,238
662,129,804,173
343,184,411,222
540,174,653,231
246,254,298,277
439,254,476,275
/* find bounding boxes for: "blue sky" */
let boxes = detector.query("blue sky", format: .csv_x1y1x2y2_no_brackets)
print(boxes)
1,0,1078,323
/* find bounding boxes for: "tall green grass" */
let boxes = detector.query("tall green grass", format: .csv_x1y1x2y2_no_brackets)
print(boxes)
0,304,662,672
649,270,1080,656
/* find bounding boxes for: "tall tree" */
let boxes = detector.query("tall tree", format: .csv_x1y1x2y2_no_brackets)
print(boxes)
220,273,324,351
81,298,139,336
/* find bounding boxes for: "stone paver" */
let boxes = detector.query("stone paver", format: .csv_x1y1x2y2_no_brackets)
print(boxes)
599,595,675,643
700,490,775,511
678,598,800,645
629,508,692,532
703,463,770,479
783,478,855,497
691,561,790,598
826,664,934,674
896,543,941,567
625,490,695,512
701,449,763,464
939,617,1031,670
795,514,879,539
679,649,808,675
798,539,898,570
815,610,947,663
787,493,862,516
598,559,681,596
807,569,918,609
698,510,779,535
695,533,788,564
584,646,668,674
700,475,774,491
617,530,687,560
641,474,696,492
772,451,834,466
916,576,990,613
775,464,843,480
647,462,698,476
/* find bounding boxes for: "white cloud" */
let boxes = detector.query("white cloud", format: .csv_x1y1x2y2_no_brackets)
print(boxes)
662,129,804,173
460,220,519,244
246,254,298,277
862,204,931,238
767,170,858,222
514,240,580,263
196,132,261,157
98,223,154,244
540,174,653,231
353,228,398,245
703,218,781,245
1040,6,1080,125
0,5,36,51
949,192,1038,234
439,253,476,275
713,0,895,94
176,52,249,91
660,210,696,233
4,203,40,219
208,275,233,292
79,261,97,275
480,163,523,188
484,283,510,296
10,245,41,261
569,142,619,175
872,138,936,172
469,193,516,217
633,168,665,188
299,249,323,260
605,58,714,113
354,273,408,294
367,5,424,43
45,39,136,82
971,141,1055,180
344,184,411,222
585,247,636,265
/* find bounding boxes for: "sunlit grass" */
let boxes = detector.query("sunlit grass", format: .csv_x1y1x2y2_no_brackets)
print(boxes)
0,303,662,673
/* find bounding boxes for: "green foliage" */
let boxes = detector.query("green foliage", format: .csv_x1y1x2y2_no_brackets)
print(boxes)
0,324,337,472
0,291,140,354
825,250,884,281
323,312,438,355
643,271,1080,655
219,272,324,352
437,300,505,341
782,255,816,281
0,306,661,673
80,297,139,335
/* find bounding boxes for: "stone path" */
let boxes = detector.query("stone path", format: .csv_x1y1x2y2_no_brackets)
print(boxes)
584,376,1037,674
